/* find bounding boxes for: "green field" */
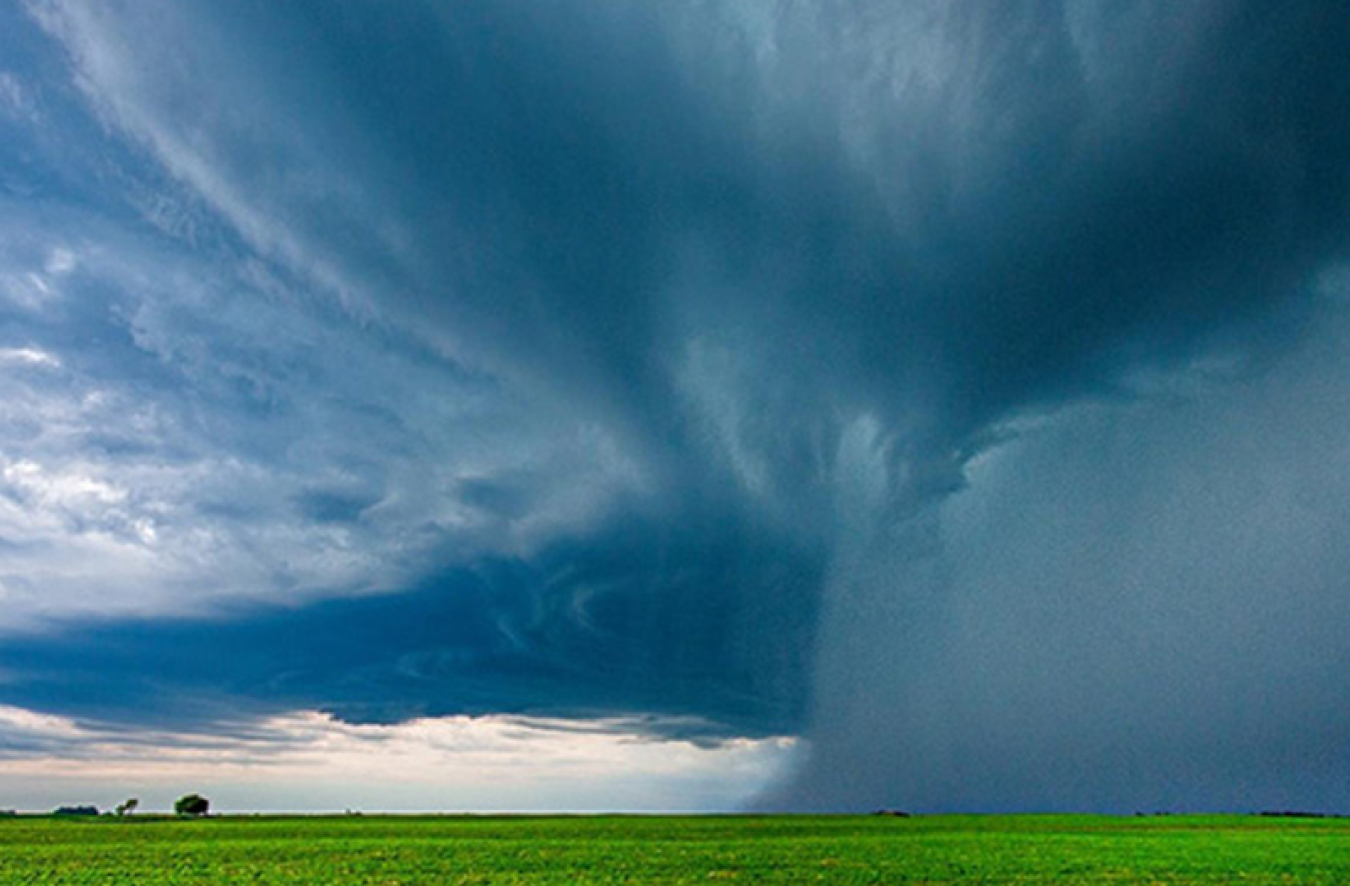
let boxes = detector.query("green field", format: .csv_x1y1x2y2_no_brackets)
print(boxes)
2,813,1349,884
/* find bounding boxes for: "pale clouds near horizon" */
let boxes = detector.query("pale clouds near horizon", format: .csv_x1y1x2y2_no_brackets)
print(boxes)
0,704,797,813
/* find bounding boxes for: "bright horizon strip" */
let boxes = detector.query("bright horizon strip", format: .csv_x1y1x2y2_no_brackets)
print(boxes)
0,704,799,814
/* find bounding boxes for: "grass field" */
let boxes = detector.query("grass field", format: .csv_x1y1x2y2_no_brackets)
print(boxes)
2,813,1349,884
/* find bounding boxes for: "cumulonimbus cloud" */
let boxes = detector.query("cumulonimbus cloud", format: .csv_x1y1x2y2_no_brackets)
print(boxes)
3,0,1350,811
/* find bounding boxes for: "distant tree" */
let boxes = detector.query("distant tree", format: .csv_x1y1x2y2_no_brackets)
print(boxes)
53,805,99,816
174,794,210,817
114,798,139,817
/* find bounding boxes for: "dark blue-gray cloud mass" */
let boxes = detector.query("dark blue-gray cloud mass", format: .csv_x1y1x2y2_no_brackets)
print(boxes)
0,514,818,743
3,0,1350,811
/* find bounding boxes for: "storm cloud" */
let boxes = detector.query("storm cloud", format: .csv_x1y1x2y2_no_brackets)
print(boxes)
2,0,1350,811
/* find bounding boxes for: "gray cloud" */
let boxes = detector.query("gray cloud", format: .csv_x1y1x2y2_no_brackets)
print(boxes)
2,0,1350,811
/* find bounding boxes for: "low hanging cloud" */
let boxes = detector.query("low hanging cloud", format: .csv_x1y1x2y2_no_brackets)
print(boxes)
1,0,1349,811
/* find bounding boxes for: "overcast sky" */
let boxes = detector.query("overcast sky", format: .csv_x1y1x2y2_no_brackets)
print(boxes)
2,0,1350,813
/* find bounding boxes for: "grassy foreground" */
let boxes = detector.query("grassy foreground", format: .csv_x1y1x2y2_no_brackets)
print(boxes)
2,813,1349,884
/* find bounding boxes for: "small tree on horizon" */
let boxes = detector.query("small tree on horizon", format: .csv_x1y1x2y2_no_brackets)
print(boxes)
114,798,139,817
174,794,209,817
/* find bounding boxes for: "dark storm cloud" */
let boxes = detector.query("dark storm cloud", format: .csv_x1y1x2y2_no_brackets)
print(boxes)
5,0,1350,811
0,512,819,742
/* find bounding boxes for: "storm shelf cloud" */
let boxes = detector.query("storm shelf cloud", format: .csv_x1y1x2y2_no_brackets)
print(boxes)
1,0,1350,812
